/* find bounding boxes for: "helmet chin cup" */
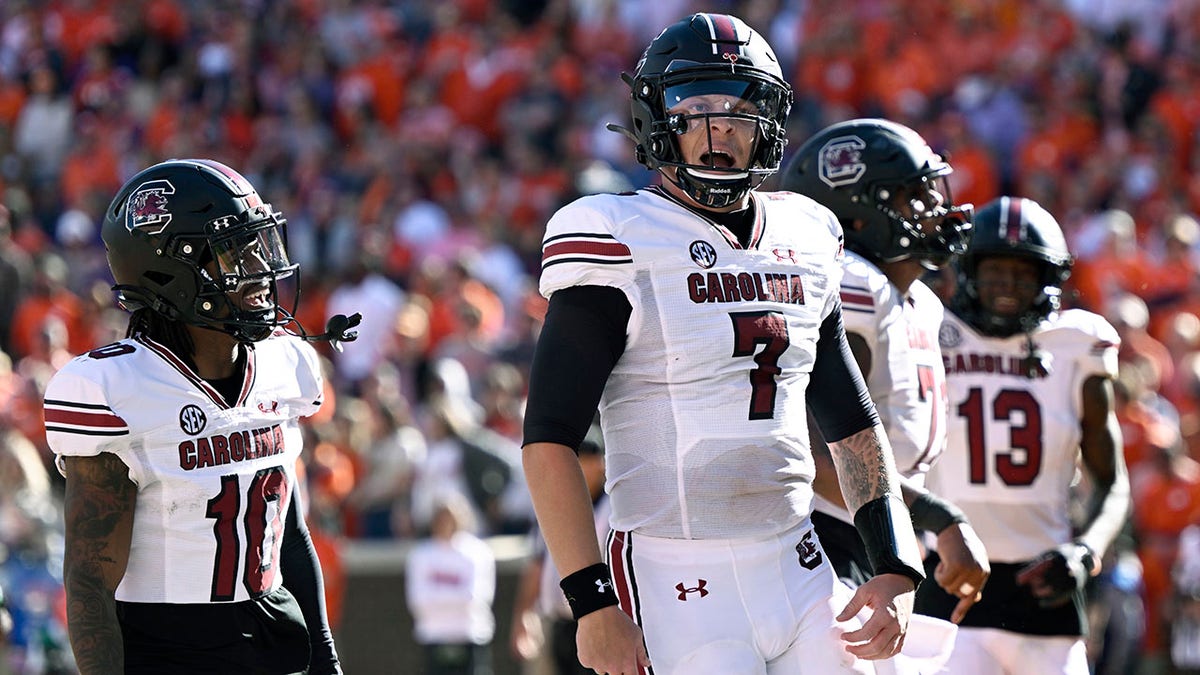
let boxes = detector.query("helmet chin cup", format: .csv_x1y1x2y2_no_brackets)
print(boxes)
673,167,754,209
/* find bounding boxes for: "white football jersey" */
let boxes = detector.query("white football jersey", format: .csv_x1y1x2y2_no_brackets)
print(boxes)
45,332,324,603
812,251,947,524
539,187,845,540
926,309,1119,561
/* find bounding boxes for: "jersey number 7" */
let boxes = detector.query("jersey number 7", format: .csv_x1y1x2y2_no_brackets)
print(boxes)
731,310,789,420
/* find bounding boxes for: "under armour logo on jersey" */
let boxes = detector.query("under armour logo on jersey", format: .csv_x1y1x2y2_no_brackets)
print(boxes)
179,404,207,435
689,240,718,269
676,579,709,600
596,578,613,594
796,530,823,570
772,248,797,263
258,400,279,414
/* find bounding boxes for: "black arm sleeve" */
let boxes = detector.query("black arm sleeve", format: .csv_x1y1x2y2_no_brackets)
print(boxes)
522,285,631,450
807,303,880,442
280,493,341,674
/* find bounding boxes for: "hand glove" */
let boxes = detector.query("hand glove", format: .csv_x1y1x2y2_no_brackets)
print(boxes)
1015,542,1096,608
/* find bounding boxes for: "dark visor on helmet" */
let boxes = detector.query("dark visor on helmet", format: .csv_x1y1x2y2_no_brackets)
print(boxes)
210,221,295,289
663,78,783,116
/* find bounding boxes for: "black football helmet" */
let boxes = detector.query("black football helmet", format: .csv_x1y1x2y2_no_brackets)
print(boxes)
782,118,973,270
609,13,792,208
953,196,1073,337
102,159,298,343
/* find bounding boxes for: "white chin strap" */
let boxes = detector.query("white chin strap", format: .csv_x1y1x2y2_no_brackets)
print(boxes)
685,167,749,180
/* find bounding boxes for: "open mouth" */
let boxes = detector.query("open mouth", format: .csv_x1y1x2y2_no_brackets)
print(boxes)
242,285,273,310
700,150,736,168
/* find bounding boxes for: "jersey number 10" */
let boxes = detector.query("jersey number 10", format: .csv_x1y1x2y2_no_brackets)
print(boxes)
205,466,291,602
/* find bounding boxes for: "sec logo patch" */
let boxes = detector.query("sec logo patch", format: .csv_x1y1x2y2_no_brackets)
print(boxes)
179,404,207,435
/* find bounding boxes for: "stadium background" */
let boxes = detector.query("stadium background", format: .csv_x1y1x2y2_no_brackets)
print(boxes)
3,0,1200,673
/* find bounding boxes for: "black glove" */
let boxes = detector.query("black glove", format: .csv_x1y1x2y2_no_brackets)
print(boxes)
1015,542,1096,608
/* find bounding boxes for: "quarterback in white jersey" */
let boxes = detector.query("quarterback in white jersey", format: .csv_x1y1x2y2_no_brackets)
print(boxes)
919,197,1130,675
50,159,351,674
522,14,926,675
782,118,990,637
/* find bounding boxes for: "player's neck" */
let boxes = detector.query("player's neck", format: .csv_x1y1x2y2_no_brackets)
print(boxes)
881,259,926,296
184,325,243,379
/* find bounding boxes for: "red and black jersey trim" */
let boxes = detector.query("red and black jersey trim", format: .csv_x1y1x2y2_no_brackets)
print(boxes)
44,399,130,436
648,187,765,250
840,284,875,314
542,232,633,270
609,529,653,674
135,334,257,409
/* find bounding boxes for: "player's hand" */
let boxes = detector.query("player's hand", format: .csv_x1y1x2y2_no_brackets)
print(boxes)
1015,542,1097,608
837,572,915,660
933,522,991,623
575,605,651,674
510,609,544,661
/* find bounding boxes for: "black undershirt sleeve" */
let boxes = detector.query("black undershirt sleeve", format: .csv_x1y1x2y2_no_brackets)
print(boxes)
522,285,631,451
807,304,880,442
280,493,341,674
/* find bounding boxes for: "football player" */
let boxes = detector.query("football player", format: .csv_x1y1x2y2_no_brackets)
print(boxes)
522,13,925,675
782,119,990,633
919,197,1131,674
48,159,355,674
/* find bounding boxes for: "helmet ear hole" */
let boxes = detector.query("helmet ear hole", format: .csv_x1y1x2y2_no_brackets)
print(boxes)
144,270,173,286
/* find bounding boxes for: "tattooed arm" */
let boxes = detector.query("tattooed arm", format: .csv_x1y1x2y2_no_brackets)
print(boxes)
807,307,921,659
826,423,901,512
63,453,137,674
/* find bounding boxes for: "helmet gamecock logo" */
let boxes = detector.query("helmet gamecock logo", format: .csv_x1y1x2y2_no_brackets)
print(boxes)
126,179,176,235
179,404,207,435
818,135,867,188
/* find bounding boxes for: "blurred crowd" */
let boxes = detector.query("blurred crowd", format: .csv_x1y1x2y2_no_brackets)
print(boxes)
3,0,1200,673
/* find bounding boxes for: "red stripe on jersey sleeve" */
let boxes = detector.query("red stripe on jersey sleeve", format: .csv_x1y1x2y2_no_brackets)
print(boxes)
840,291,874,306
542,239,632,262
44,407,128,428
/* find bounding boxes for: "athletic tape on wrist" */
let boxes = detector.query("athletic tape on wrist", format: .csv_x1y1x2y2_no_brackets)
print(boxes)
559,562,620,620
854,494,926,588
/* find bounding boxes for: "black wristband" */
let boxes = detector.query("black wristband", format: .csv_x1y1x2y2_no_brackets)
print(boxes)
559,562,620,620
908,491,968,534
853,494,926,589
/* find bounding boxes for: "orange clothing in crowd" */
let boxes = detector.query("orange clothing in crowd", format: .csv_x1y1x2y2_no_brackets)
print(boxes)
8,291,91,360
1133,457,1200,652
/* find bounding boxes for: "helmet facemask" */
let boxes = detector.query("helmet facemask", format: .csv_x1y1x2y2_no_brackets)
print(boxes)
195,207,299,342
115,203,300,344
872,173,974,270
610,14,793,210
644,71,790,208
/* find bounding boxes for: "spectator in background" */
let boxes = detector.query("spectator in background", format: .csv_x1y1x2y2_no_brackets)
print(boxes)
0,205,34,357
324,241,405,394
510,421,607,675
8,253,88,361
405,493,496,675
